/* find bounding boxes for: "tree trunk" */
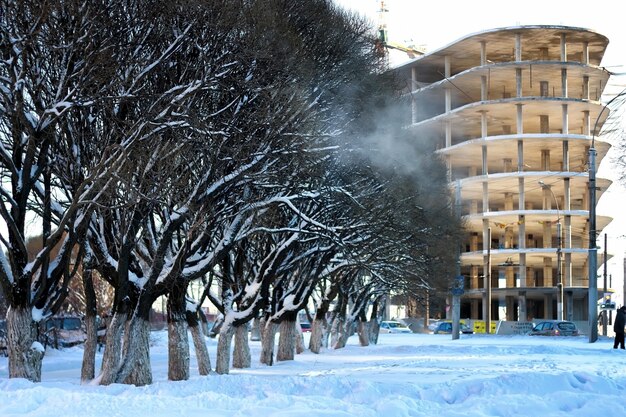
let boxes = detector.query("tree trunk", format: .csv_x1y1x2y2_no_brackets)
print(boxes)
331,316,350,349
82,315,98,381
309,317,326,354
81,268,98,382
357,320,370,346
167,319,189,381
215,323,235,375
189,320,211,375
295,325,305,354
99,310,127,385
232,323,251,368
119,317,152,386
250,317,261,341
277,319,297,361
259,318,277,366
368,319,380,345
7,306,43,382
167,286,189,381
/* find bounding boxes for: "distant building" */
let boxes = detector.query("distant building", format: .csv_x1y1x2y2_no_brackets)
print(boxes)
394,26,613,322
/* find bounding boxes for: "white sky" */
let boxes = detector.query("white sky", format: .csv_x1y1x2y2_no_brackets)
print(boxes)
336,0,626,303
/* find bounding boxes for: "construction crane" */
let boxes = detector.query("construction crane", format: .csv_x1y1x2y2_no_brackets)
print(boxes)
377,1,426,59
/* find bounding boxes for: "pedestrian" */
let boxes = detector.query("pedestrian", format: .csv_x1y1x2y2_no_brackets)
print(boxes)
613,306,626,349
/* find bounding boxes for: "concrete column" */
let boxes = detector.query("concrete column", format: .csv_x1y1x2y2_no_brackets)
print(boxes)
471,300,480,320
518,291,528,321
504,226,514,248
481,111,488,138
504,193,514,211
562,140,569,171
471,233,479,251
566,290,574,321
516,104,523,134
483,181,489,213
515,33,522,61
517,140,524,171
445,55,451,78
583,75,589,100
565,252,573,287
564,177,571,210
562,104,568,134
560,33,567,61
445,121,452,147
480,41,487,66
516,68,523,97
544,294,553,319
561,69,568,98
470,200,479,214
519,252,527,286
503,158,513,173
518,214,526,249
541,149,550,170
540,115,550,134
445,88,451,113
506,295,515,321
540,81,549,97
582,41,589,65
482,144,488,175
543,257,553,285
481,75,488,101
583,110,590,135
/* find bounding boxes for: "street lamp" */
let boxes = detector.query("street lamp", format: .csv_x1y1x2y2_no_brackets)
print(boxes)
588,86,626,343
538,180,562,321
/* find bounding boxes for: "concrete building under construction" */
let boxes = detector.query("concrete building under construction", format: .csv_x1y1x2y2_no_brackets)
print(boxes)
394,26,613,323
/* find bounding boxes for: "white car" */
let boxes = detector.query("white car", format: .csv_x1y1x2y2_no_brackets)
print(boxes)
379,321,412,334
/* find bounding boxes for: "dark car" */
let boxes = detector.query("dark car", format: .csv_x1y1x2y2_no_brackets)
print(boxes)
300,322,311,333
41,316,87,348
529,320,579,336
434,321,474,334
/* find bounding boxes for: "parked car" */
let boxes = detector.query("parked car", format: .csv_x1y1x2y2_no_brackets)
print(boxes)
41,316,87,348
379,321,412,334
528,320,579,336
300,322,311,333
434,321,474,334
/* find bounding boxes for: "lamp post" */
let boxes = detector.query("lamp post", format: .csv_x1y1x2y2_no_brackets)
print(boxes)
539,180,562,320
587,86,626,343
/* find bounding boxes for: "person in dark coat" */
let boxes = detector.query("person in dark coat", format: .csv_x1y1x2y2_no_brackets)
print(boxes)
613,306,626,349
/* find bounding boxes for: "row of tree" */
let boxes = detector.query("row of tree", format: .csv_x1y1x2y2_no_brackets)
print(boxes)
0,0,461,384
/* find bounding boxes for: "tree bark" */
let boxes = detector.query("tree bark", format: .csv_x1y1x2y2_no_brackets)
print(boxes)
232,323,251,369
167,286,189,381
259,318,277,366
357,320,370,346
368,319,380,345
295,325,305,354
189,320,211,375
7,306,43,382
81,268,98,382
120,317,152,386
99,310,127,385
215,323,235,375
167,319,189,381
277,319,297,361
309,316,332,354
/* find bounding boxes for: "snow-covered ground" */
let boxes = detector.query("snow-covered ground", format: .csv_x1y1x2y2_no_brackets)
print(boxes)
1,331,625,416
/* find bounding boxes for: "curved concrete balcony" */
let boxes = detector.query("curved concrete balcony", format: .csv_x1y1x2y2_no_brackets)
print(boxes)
454,171,611,204
408,61,611,113
409,97,608,139
460,247,593,268
438,134,610,175
462,210,612,241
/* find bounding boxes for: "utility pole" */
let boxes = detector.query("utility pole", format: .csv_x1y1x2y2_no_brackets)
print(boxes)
588,146,598,343
602,234,608,336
